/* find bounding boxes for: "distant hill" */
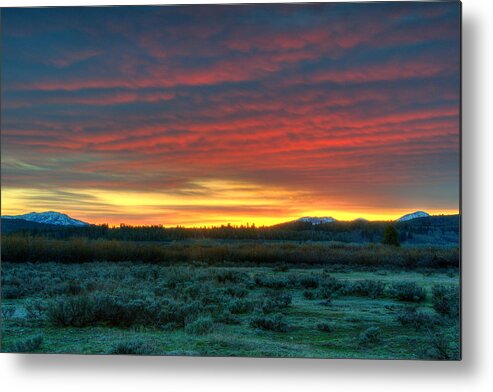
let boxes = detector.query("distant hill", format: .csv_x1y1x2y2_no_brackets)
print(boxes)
2,211,89,227
1,218,61,234
396,211,430,222
272,214,459,245
395,214,459,245
395,214,459,229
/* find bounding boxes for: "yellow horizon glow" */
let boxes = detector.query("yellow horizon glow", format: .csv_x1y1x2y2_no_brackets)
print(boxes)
1,185,459,228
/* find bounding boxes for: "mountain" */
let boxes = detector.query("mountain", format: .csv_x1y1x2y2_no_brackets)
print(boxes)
396,211,430,222
2,211,89,226
297,216,336,225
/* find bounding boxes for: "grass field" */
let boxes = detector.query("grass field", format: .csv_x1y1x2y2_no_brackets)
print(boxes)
1,260,460,359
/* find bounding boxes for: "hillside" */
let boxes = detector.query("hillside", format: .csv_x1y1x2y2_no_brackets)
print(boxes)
1,218,61,234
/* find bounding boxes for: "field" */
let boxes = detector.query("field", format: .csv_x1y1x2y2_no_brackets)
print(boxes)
0,241,460,359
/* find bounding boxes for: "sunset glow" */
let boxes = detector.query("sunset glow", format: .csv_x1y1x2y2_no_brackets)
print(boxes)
1,3,460,227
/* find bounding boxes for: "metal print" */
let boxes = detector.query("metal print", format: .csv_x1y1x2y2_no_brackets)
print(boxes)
0,2,461,359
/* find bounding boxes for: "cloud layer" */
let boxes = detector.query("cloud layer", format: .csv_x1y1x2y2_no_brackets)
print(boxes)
1,3,460,226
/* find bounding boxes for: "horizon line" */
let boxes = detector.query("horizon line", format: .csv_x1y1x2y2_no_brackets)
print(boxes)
1,209,461,229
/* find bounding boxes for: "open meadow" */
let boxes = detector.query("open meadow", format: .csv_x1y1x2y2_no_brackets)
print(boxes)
1,239,460,359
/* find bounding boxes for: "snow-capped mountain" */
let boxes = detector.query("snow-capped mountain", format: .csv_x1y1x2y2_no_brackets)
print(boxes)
396,211,430,222
2,211,89,226
297,216,336,225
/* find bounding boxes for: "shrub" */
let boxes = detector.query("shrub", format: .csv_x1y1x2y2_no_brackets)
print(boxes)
254,275,288,289
299,276,319,289
261,291,292,313
303,291,316,300
317,286,333,300
215,270,248,284
317,322,333,333
47,295,96,327
45,292,164,328
344,280,386,299
388,282,426,302
250,313,288,332
420,332,460,360
228,298,256,314
9,335,43,353
108,339,154,355
224,286,249,298
65,279,83,295
1,305,16,320
359,327,382,346
432,285,459,317
396,307,438,331
25,298,47,320
184,315,214,335
216,310,241,325
158,300,203,328
1,286,23,299
318,275,345,296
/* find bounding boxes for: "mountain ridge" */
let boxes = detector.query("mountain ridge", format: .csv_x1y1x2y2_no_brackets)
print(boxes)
297,216,336,225
396,211,430,222
2,211,89,227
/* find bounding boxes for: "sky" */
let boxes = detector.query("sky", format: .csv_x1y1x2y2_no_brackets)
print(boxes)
1,2,461,227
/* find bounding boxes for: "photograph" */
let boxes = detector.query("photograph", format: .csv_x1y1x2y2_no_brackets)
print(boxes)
1,1,461,359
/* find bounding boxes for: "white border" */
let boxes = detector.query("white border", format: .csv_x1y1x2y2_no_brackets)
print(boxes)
2,0,493,391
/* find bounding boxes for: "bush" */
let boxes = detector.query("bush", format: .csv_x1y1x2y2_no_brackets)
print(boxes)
359,327,382,346
184,315,214,335
261,291,292,313
227,298,256,314
47,295,96,327
224,285,249,298
1,286,24,299
9,335,43,353
318,275,345,299
158,300,203,328
299,276,319,289
215,270,249,284
317,322,333,333
420,332,460,360
388,282,426,302
250,314,288,332
432,285,459,317
46,293,164,328
318,288,332,300
344,280,386,299
25,298,47,320
396,307,438,331
319,299,332,306
108,339,154,355
303,291,316,300
1,305,16,320
216,310,241,325
254,275,288,289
